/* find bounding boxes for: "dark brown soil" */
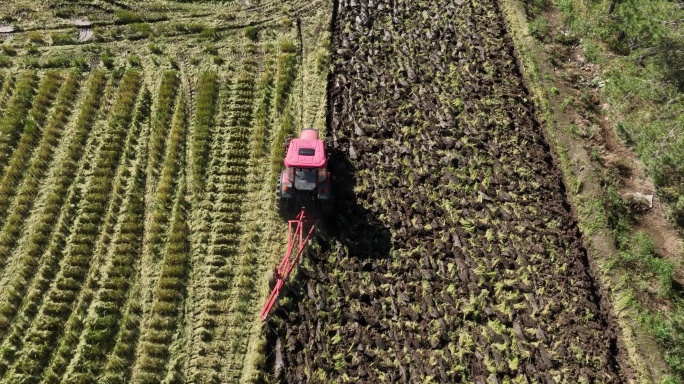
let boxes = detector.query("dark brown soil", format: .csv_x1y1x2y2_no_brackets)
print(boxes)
265,0,629,382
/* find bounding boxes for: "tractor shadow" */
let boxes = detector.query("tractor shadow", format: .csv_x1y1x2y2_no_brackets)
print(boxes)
316,146,392,260
274,146,392,261
262,146,392,383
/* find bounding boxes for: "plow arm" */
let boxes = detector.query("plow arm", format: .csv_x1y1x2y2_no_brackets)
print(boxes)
260,208,317,321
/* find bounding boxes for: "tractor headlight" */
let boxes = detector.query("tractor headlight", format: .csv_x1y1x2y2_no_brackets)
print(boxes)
287,167,294,181
317,167,327,182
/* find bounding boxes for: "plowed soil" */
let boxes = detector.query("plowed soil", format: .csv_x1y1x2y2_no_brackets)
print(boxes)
265,0,631,382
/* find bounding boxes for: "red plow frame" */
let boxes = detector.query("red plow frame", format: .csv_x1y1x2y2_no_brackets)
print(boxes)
260,207,317,321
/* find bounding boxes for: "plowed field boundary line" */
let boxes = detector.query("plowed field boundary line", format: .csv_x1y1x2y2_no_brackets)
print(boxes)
499,0,647,380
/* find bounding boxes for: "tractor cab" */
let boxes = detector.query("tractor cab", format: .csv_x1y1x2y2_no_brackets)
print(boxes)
279,129,331,200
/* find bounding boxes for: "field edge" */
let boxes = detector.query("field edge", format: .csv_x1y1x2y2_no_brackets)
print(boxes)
498,0,657,381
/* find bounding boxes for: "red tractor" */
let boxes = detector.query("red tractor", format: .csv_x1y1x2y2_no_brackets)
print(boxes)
261,129,330,321
278,129,331,200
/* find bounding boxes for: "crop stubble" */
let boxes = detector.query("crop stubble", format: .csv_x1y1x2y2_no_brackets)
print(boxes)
0,0,333,380
6,70,142,382
267,0,629,382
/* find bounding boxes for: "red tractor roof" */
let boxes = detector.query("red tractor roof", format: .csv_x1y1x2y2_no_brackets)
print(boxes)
284,138,327,168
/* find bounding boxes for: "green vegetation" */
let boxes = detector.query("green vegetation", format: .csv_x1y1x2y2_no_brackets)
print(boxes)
520,0,684,380
147,71,179,186
0,71,39,171
6,70,142,381
50,32,75,45
148,43,163,55
172,22,205,34
525,0,684,227
66,88,148,381
0,72,108,378
0,71,80,336
640,309,684,380
602,185,684,379
129,23,153,39
244,26,259,42
45,87,151,383
133,94,186,383
1,45,17,56
0,71,62,259
27,31,43,44
146,92,186,257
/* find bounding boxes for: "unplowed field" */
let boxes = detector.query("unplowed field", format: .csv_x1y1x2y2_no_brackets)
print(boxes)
0,0,330,382
265,0,631,382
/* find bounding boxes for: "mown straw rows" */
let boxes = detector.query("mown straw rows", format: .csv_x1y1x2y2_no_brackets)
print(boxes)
0,71,78,280
186,70,221,381
0,71,61,227
0,0,329,381
0,73,14,112
131,89,187,384
222,58,276,382
45,86,151,384
6,70,142,382
188,63,258,382
65,93,150,381
0,30,309,381
0,71,40,173
0,71,109,378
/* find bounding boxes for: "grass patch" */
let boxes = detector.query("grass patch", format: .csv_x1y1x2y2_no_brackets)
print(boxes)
172,22,205,34
522,0,551,17
244,26,259,42
548,0,684,225
51,32,75,45
544,2,684,373
610,231,675,297
602,184,684,379
514,0,684,380
639,308,684,379
28,31,43,44
528,17,550,41
128,23,153,39
148,43,163,55
2,45,17,56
